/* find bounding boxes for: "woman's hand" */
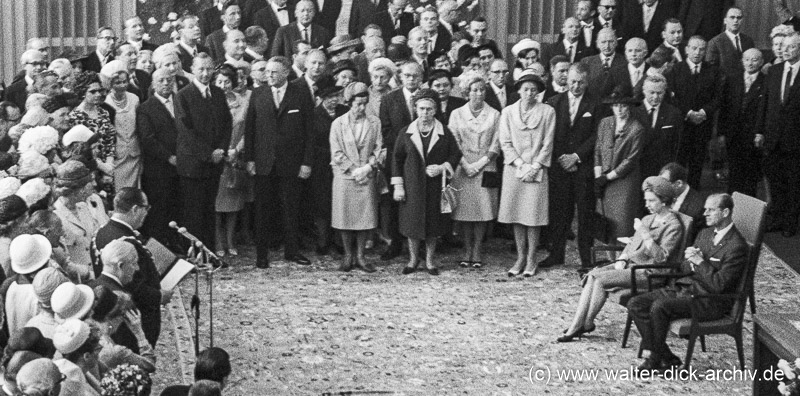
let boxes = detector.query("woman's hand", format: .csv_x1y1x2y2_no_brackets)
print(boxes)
594,175,609,195
613,260,627,270
393,185,406,202
226,149,237,163
425,164,443,177
124,309,144,331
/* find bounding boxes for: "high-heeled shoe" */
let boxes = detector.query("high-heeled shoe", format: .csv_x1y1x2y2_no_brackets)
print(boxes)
522,262,538,277
557,324,596,342
507,260,525,277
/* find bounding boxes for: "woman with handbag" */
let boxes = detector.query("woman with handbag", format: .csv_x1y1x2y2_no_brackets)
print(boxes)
212,64,251,258
497,72,555,277
557,176,684,342
392,88,463,276
448,72,501,269
330,82,384,272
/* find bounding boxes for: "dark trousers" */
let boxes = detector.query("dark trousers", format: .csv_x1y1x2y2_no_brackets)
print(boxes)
141,175,182,249
548,169,594,265
628,288,693,362
678,125,711,189
764,146,800,229
179,176,218,248
726,141,761,198
254,172,301,262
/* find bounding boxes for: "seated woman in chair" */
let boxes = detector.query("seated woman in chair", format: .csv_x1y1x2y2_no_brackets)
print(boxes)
557,176,684,342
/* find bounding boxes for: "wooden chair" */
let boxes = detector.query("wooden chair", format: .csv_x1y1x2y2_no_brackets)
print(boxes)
647,193,767,370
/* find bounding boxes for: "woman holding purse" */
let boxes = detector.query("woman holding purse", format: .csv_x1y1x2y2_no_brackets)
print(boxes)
392,88,463,276
448,71,501,269
557,176,684,342
497,72,555,277
330,82,384,272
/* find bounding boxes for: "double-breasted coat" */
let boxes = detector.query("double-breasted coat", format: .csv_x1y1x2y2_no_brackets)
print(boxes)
392,120,462,240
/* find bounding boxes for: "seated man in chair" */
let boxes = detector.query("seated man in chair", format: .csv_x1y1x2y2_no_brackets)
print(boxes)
627,193,748,373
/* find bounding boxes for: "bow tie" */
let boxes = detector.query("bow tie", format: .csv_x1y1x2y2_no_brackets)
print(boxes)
277,6,287,11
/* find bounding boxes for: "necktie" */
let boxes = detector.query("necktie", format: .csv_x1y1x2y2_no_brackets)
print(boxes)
205,87,211,99
274,88,282,106
164,98,175,117
693,65,700,75
745,74,754,93
130,74,139,89
569,97,578,125
735,35,742,53
499,88,506,108
603,57,611,70
193,48,198,57
303,28,309,42
568,44,574,62
407,97,414,118
394,17,400,29
648,107,656,128
633,69,640,86
784,67,793,104
604,21,610,28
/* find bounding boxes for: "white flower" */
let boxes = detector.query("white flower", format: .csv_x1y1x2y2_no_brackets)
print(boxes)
147,17,157,25
168,12,178,20
142,33,151,41
160,22,172,33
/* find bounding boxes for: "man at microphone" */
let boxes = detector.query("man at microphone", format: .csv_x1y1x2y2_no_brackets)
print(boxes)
91,188,173,350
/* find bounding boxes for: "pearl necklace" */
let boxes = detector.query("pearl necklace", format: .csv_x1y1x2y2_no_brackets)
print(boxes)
111,94,127,109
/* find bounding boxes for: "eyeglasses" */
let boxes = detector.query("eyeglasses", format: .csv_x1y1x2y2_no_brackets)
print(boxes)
26,61,47,67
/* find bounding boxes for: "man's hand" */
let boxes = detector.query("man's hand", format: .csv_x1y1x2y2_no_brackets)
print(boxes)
684,246,704,269
168,155,177,166
246,161,256,176
298,165,312,179
393,185,406,202
425,164,443,177
211,149,225,164
558,153,579,171
754,134,765,148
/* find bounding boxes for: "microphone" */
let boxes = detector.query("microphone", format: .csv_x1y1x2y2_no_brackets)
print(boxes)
169,221,223,268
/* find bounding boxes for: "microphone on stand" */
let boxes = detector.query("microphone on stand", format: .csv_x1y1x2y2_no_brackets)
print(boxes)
169,221,223,268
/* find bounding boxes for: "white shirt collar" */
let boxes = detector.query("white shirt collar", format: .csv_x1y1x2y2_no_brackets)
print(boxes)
598,16,611,27
304,73,316,87
154,92,172,104
272,1,287,12
225,53,242,64
101,271,124,286
402,87,415,101
644,100,659,112
223,25,231,33
179,41,198,55
644,0,658,9
297,22,312,32
713,222,734,244
193,79,210,94
562,38,576,49
245,48,264,60
785,59,800,74
628,62,645,74
724,30,740,45
96,49,110,63
272,82,287,93
490,81,504,93
111,216,135,232
552,81,567,93
25,75,34,87
568,91,582,102
600,53,614,63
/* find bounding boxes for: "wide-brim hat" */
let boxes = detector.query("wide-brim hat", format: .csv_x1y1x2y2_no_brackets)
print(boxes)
602,84,640,105
327,35,361,55
511,38,541,58
62,124,96,147
10,234,51,274
514,71,546,92
55,160,93,190
51,283,95,321
332,59,357,77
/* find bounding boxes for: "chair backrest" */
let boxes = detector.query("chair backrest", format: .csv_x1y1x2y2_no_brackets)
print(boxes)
730,193,767,320
670,211,694,267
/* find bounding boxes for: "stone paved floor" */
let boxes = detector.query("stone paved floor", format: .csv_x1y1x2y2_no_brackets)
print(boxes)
150,237,800,395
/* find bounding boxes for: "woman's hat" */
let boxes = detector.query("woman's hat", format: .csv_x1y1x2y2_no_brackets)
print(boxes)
411,88,439,106
0,195,28,223
642,176,677,201
10,234,51,275
317,85,344,99
55,160,93,190
62,124,96,147
15,178,51,208
332,59,357,77
15,151,53,181
51,282,95,321
602,84,640,105
18,126,60,155
0,177,21,199
514,70,546,92
52,318,91,355
343,82,368,102
327,35,361,56
32,268,69,309
511,38,541,58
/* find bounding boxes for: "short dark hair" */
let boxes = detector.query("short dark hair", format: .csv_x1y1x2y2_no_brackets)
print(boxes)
212,63,240,90
113,187,147,213
194,347,231,383
662,17,682,32
244,26,267,46
709,193,734,212
188,380,222,396
549,55,569,70
659,162,688,183
292,39,310,55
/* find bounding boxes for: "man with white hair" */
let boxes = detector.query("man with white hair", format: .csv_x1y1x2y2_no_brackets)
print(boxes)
542,17,591,68
355,35,385,84
205,2,241,63
271,0,332,57
152,45,192,91
124,16,157,52
607,37,649,99
6,50,48,111
580,28,625,97
221,29,247,65
48,59,74,92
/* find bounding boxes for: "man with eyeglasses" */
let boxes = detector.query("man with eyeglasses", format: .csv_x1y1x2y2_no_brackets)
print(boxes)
705,7,754,77
593,0,620,47
485,59,518,111
5,49,48,111
84,27,117,73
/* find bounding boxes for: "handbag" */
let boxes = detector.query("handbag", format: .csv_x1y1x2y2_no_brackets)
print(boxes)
222,162,248,190
440,166,459,214
481,171,501,188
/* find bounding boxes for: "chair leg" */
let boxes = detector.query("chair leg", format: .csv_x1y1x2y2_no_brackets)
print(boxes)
684,333,697,369
637,342,643,359
749,289,756,314
700,335,706,352
735,334,745,370
621,313,632,348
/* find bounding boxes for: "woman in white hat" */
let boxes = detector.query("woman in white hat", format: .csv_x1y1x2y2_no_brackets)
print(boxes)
0,195,32,276
52,318,103,394
4,234,53,335
511,38,542,83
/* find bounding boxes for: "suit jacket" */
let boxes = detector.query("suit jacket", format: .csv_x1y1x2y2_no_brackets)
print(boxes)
127,70,152,103
760,61,800,152
719,72,765,147
91,219,162,348
679,0,734,42
429,25,453,55
608,63,649,100
177,43,210,74
348,0,388,38
253,4,295,54
546,92,600,176
88,274,143,353
4,80,27,112
631,102,684,179
137,95,179,179
436,96,467,125
678,186,706,243
200,5,223,38
484,84,519,112
271,23,332,57
666,61,723,140
580,53,626,98
618,0,679,53
676,225,748,315
380,89,413,165
541,39,592,70
374,10,415,42
592,17,623,51
174,82,232,179
204,28,227,63
310,0,342,37
243,82,315,177
82,51,115,73
705,32,755,76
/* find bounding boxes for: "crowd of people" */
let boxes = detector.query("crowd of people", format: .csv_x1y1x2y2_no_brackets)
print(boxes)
0,0,795,393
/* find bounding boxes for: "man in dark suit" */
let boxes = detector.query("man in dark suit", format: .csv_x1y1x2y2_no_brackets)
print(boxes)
580,27,626,98
457,17,503,64
5,50,47,111
407,27,432,80
348,0,387,39
205,2,242,63
542,17,592,68
91,188,170,351
82,27,117,73
137,69,182,251
705,7,754,77
252,0,295,53
294,49,333,101
628,193,747,372
574,0,600,51
607,37,649,101
379,61,423,259
485,59,518,111
115,43,152,102
244,26,270,62
419,8,452,56
633,74,683,180
123,16,157,53
666,36,723,188
271,0,332,57
174,54,232,248
541,64,599,268
354,36,386,84
429,69,466,124
308,0,342,38
719,49,765,198
758,33,800,237
90,239,143,353
374,0,414,43
679,0,734,42
594,0,622,50
659,162,706,244
658,18,686,66
176,15,210,74
200,0,225,38
617,0,679,54
244,56,315,268
543,55,571,103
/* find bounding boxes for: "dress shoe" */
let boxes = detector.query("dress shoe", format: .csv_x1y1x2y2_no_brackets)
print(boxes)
556,325,593,342
636,358,661,376
339,255,353,272
660,354,682,369
286,253,311,265
256,259,270,269
380,243,402,260
356,256,376,273
427,267,440,276
522,261,538,277
507,260,525,277
401,266,416,275
782,229,797,238
537,257,563,268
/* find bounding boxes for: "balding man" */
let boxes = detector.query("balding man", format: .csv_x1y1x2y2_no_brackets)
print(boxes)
665,35,723,188
221,29,247,65
542,17,591,69
9,38,50,86
6,50,48,110
89,238,141,351
705,7,754,77
718,48,764,197
271,0,332,57
618,0,679,53
205,2,241,63
607,37,649,100
580,27,626,97
17,358,63,396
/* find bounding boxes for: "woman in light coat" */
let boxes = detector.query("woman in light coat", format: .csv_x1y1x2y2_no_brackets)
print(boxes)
498,72,555,277
330,82,384,273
